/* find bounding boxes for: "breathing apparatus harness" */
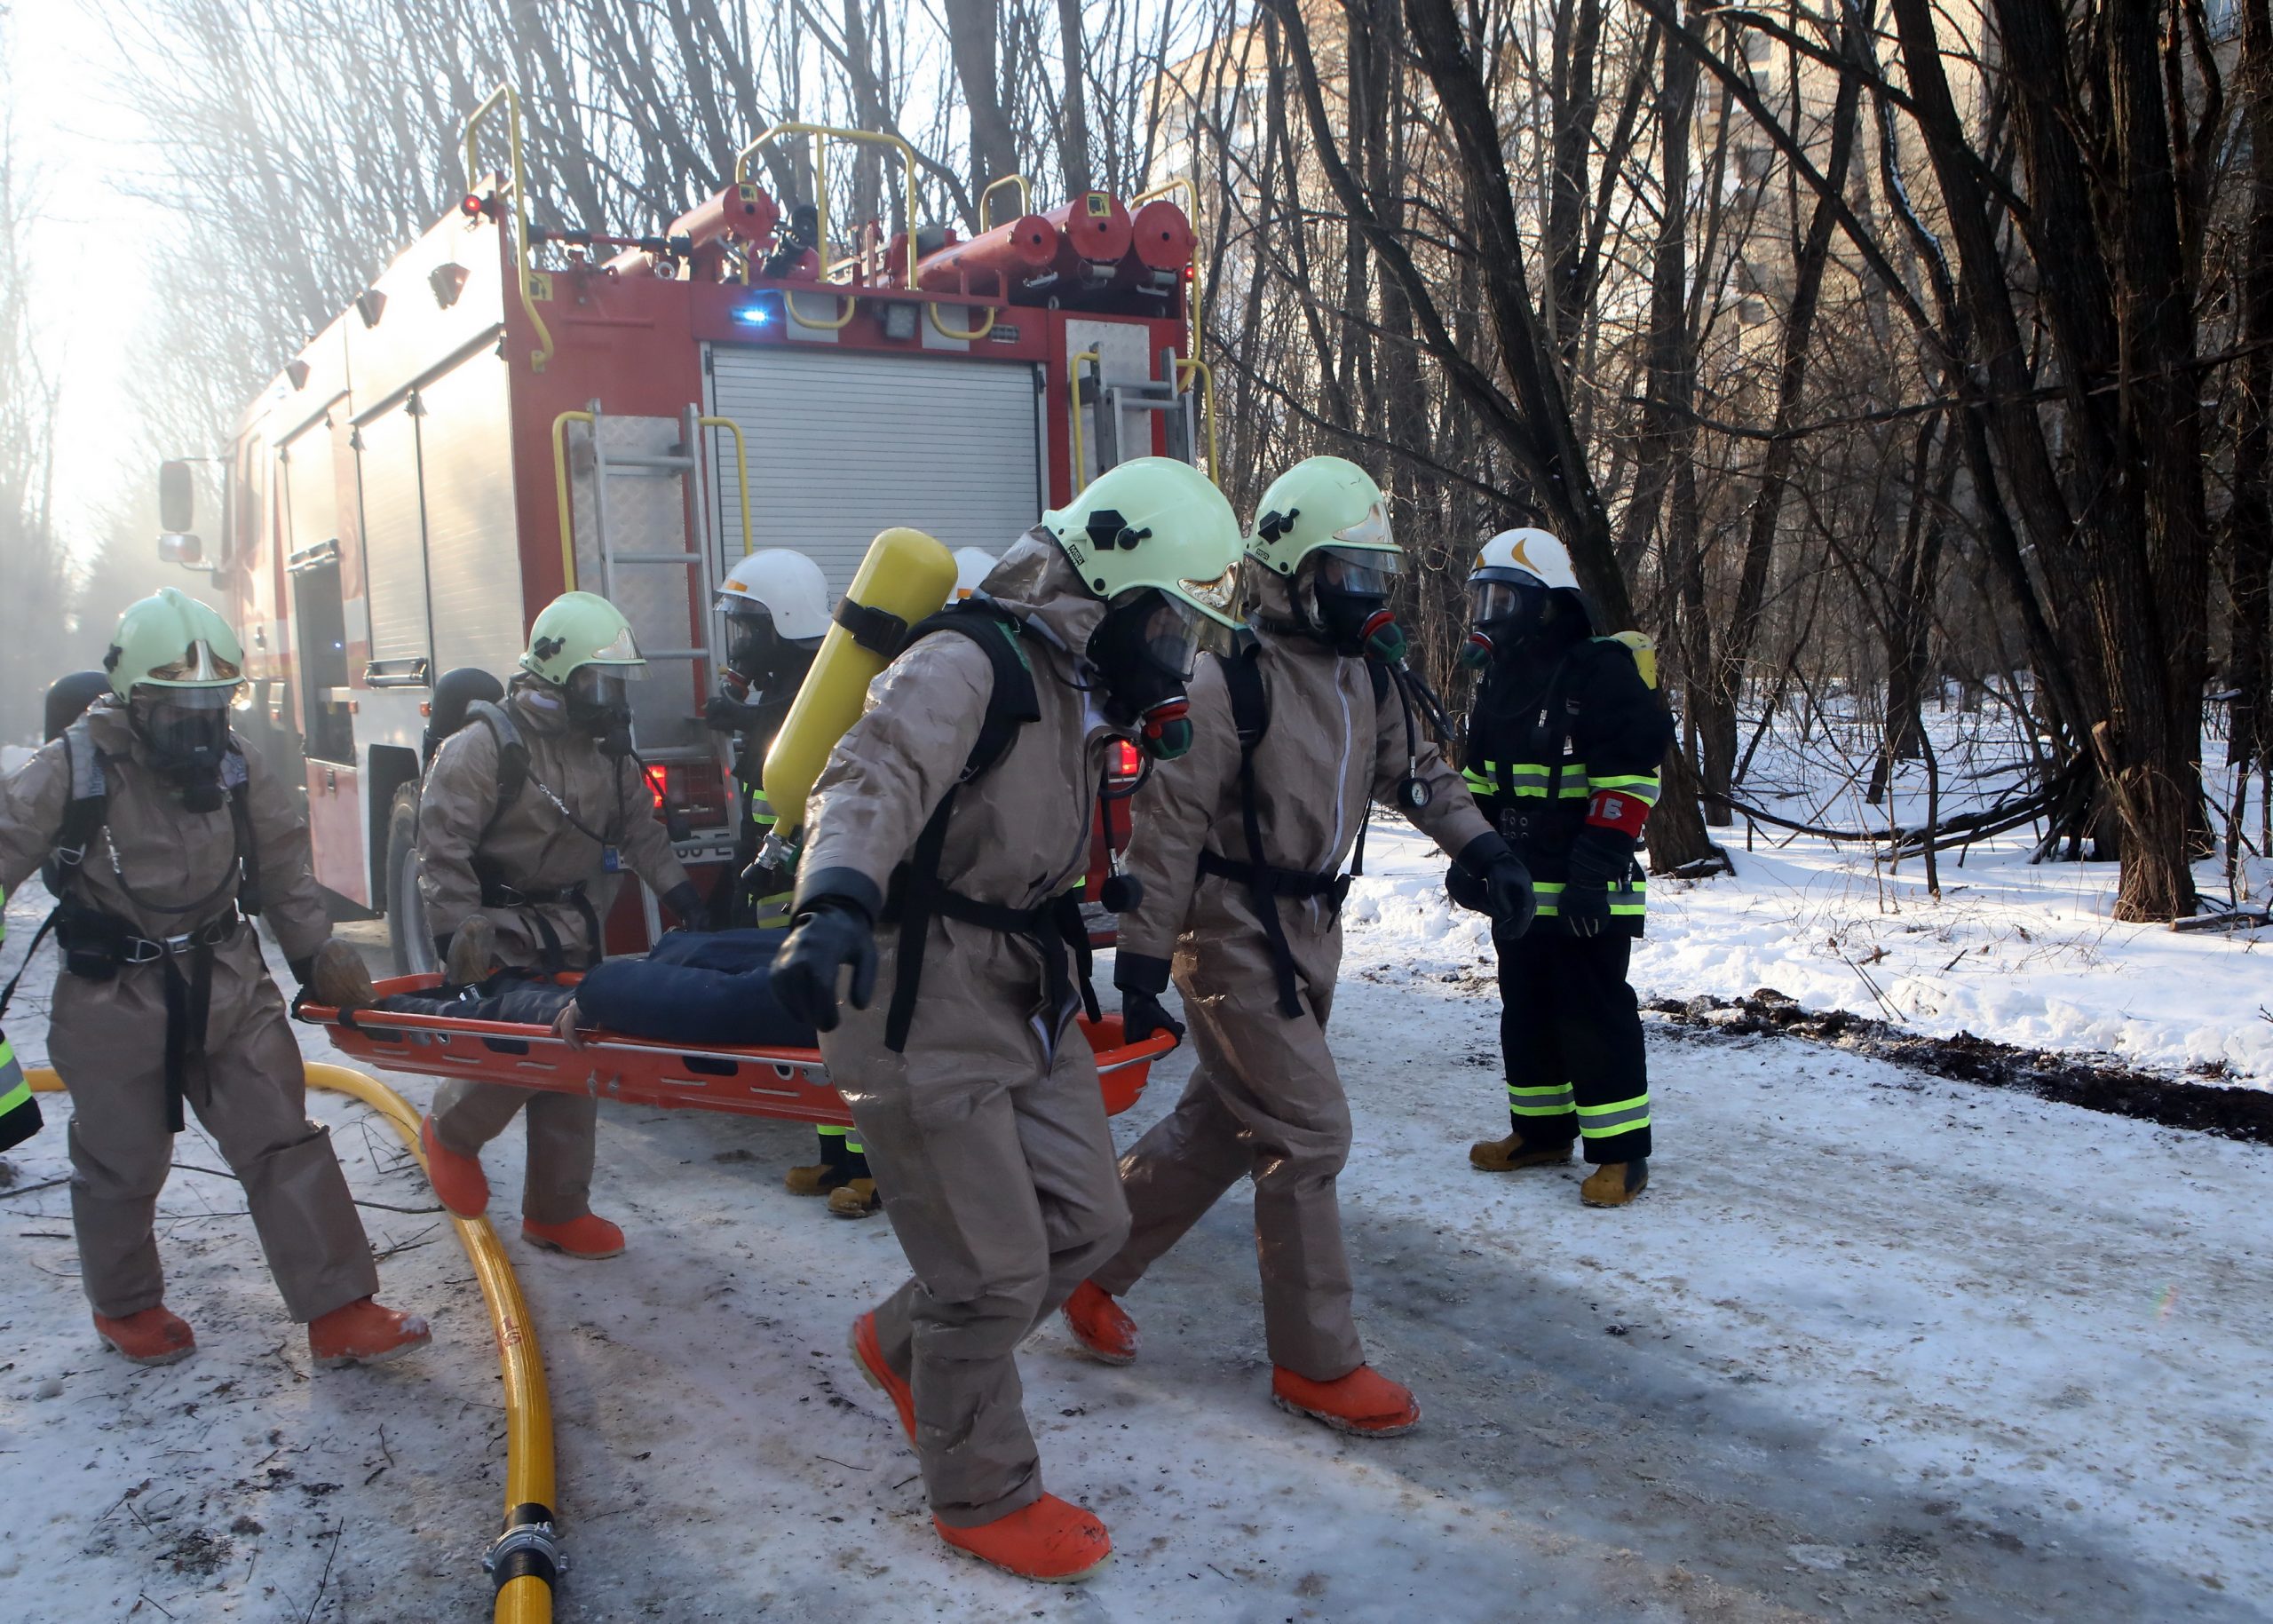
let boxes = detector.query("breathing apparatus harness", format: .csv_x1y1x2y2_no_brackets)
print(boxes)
876,599,1107,1052
441,699,626,975
0,719,265,1132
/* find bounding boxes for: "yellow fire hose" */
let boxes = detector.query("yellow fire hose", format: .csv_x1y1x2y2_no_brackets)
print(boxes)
28,1063,561,1623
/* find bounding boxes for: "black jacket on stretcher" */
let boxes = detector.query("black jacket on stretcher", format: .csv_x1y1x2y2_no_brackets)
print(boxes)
1461,630,1673,937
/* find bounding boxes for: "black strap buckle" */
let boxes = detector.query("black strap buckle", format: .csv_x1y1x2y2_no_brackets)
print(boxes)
832,598,909,658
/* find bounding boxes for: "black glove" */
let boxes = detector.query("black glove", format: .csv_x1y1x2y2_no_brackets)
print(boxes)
772,898,878,1033
1484,857,1536,939
1113,952,1184,1042
1453,832,1536,939
739,855,794,903
661,881,710,931
1561,834,1628,940
432,934,455,966
704,694,764,734
1120,987,1184,1043
287,955,314,986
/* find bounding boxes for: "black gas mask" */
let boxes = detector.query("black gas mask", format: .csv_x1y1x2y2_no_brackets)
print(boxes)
1460,570,1553,670
565,664,638,754
131,687,236,812
725,608,821,694
1088,588,1205,761
1298,547,1400,655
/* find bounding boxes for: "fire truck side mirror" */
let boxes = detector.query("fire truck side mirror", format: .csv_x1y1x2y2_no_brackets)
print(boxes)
157,460,206,569
159,459,196,533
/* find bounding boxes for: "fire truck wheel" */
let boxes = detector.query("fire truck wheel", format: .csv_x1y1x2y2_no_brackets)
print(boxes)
385,784,438,978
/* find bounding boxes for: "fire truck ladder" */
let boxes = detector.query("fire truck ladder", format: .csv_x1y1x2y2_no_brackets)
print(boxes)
555,400,753,938
1070,345,1217,490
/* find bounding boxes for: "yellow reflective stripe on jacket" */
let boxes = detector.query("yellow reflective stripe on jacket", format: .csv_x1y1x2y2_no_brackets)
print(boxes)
1529,879,1647,917
1469,761,1591,799
0,1040,28,1118
1577,1093,1651,1137
1584,772,1661,808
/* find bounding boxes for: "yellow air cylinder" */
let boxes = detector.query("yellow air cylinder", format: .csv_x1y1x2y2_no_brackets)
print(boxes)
762,526,958,839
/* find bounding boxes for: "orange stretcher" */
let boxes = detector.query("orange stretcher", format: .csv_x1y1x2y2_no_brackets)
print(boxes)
296,973,1176,1126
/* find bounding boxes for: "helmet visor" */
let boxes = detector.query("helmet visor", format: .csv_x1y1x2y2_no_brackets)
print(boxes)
1469,572,1547,626
568,665,642,712
133,688,235,772
1111,589,1205,682
1307,546,1400,599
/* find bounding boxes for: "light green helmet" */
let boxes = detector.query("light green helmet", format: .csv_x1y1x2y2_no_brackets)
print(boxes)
1041,456,1244,628
520,591,646,685
104,587,245,701
1246,456,1398,575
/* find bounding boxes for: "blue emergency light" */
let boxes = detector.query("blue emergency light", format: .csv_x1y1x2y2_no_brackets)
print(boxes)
733,303,773,327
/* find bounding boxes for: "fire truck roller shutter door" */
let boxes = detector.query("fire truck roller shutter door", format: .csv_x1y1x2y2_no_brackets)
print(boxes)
703,346,1046,596
358,401,432,669
415,352,525,687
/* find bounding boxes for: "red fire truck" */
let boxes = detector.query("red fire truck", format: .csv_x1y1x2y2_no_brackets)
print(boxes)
156,94,1211,970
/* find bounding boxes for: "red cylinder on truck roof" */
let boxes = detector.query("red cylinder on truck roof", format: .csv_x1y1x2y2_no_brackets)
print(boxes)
1046,192,1133,288
672,181,782,250
1128,198,1195,274
915,213,1058,296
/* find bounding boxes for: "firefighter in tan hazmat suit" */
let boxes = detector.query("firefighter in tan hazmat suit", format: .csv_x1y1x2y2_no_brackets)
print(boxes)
1059,458,1536,1433
0,590,429,1368
416,592,705,1258
766,458,1245,1582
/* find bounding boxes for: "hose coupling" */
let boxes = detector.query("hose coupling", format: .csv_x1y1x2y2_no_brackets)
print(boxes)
483,1509,568,1590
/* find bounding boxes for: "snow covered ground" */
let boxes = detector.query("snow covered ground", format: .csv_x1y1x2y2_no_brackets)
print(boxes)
4,839,2270,1620
1350,694,2273,1089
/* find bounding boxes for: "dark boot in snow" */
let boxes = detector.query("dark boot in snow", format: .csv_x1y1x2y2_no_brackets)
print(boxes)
309,939,378,1011
1580,1159,1649,1207
785,1129,853,1197
444,915,497,989
1469,1130,1573,1172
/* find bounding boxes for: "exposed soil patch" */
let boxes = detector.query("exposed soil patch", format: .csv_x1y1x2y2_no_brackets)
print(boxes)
1650,987,2273,1145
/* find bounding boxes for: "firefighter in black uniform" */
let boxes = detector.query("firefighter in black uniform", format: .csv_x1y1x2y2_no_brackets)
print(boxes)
1453,528,1672,1206
706,549,883,1216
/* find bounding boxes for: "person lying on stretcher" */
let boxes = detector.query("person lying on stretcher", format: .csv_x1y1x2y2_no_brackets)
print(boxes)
316,917,817,1052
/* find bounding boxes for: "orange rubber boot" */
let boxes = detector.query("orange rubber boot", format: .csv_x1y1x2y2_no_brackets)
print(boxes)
849,1311,915,1442
308,1298,431,1369
1271,1364,1421,1438
936,1494,1113,1582
1061,1281,1138,1365
94,1305,196,1367
521,1214,625,1258
419,1114,489,1218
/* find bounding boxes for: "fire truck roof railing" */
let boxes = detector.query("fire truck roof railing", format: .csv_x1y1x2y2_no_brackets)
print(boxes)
734,123,921,294
463,84,555,374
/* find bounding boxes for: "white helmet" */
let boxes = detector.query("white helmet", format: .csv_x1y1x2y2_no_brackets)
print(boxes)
1473,527,1580,591
717,549,831,640
1463,527,1588,666
952,547,997,600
